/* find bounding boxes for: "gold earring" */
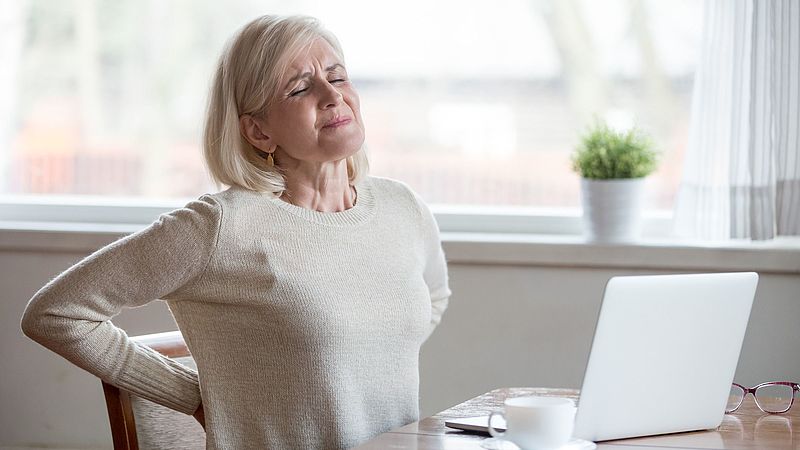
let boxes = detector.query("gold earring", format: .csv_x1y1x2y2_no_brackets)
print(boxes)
266,153,274,167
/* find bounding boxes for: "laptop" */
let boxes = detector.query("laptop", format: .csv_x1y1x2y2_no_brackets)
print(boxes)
445,272,759,442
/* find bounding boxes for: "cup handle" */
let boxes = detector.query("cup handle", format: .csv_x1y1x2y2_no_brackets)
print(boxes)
487,411,506,438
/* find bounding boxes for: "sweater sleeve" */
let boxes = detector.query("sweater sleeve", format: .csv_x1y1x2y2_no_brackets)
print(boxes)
412,194,451,341
20,195,222,415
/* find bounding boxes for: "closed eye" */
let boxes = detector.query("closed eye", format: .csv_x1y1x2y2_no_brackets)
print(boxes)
289,88,308,97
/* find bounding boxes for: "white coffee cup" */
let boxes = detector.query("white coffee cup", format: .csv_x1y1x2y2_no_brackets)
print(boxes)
487,396,576,450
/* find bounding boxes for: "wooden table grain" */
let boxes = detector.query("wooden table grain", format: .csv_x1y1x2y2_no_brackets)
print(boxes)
354,387,799,449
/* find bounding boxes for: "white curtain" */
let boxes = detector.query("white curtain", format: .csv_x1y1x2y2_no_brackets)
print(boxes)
674,0,800,240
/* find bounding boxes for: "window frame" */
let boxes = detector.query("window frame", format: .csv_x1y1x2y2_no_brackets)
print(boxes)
4,197,799,276
0,195,673,237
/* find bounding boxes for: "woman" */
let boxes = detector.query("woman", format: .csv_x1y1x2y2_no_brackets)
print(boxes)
21,15,450,450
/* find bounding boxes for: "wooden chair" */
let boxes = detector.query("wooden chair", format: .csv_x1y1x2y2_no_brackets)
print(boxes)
101,331,205,450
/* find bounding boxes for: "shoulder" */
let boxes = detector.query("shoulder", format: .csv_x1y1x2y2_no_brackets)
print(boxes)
151,193,221,228
366,176,427,210
203,185,261,208
200,185,274,220
366,176,436,227
136,194,224,246
155,187,264,237
196,186,293,239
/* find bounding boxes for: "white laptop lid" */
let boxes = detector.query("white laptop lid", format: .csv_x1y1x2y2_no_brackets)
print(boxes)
573,272,758,442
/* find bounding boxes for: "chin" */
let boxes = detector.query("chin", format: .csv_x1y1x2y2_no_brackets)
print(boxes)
337,148,362,162
326,139,365,161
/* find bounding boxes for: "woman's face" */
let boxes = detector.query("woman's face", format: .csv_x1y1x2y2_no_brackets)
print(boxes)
263,38,365,165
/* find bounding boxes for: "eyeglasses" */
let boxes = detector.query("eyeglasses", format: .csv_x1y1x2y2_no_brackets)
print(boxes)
726,381,800,414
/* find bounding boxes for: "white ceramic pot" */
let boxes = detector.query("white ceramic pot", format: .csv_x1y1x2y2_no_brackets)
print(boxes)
580,178,645,243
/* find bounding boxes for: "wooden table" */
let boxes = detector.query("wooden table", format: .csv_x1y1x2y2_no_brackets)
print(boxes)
355,387,799,449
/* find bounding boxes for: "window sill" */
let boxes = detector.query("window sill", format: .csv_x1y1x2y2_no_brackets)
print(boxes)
1,222,798,274
0,221,140,253
441,232,800,274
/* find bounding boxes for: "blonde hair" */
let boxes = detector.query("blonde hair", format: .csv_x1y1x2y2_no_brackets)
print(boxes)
203,15,369,193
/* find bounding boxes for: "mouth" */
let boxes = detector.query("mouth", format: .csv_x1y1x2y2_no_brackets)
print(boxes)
322,116,352,129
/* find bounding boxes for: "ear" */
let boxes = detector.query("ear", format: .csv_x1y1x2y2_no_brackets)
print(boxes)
239,114,277,153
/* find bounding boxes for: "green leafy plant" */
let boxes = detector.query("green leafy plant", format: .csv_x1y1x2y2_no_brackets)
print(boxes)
571,121,658,179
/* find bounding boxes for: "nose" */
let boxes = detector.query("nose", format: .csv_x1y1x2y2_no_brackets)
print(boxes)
318,82,343,110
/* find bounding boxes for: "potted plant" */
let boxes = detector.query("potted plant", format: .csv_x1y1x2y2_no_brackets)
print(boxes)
571,121,658,243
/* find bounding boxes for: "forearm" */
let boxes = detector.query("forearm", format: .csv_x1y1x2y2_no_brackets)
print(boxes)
20,196,220,414
21,280,203,414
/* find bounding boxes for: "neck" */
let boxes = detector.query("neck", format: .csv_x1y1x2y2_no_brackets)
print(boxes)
279,160,356,212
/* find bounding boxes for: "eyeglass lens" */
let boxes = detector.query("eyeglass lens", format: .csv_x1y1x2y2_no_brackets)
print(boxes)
726,385,746,412
754,384,795,413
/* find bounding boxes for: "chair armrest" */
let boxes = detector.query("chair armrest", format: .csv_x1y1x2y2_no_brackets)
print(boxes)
131,331,190,359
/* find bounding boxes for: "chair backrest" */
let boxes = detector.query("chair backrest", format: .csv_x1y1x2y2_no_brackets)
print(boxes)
101,331,206,450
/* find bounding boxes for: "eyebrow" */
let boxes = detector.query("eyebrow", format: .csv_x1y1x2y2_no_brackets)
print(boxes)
284,64,345,88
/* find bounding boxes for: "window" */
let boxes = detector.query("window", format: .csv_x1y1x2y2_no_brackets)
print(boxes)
0,0,701,215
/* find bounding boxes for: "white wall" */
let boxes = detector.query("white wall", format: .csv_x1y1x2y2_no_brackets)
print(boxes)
2,240,799,448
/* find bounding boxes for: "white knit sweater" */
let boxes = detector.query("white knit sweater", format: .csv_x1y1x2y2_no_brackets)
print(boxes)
21,176,451,449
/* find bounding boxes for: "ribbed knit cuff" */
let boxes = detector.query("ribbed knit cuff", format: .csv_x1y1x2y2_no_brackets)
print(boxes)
115,343,202,415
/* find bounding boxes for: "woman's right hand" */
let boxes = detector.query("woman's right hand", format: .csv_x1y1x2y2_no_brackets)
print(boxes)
193,401,206,430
